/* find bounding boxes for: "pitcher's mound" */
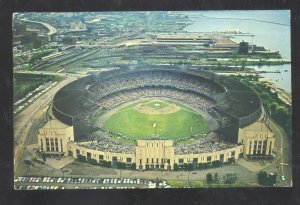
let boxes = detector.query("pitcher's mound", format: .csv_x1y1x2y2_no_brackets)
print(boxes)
135,102,180,115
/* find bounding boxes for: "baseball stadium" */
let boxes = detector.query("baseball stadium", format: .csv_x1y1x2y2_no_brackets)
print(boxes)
38,67,275,170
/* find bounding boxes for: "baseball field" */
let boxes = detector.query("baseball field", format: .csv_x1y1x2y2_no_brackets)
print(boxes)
102,99,209,140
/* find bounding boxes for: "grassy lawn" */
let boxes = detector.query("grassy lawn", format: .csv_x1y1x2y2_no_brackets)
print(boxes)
167,180,206,188
103,99,209,140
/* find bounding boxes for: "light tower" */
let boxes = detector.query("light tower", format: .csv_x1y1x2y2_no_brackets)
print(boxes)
250,35,254,53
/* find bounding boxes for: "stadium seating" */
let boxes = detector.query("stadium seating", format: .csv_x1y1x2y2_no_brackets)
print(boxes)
53,68,262,138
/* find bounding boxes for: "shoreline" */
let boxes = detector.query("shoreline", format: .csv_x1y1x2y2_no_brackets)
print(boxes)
215,71,291,101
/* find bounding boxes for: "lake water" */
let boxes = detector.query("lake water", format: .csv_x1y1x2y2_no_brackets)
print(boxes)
252,64,291,94
182,10,291,93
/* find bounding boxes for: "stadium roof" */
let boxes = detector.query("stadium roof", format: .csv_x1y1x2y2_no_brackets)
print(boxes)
43,119,71,129
240,121,272,132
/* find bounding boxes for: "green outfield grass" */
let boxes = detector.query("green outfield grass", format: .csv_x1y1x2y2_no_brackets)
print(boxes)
103,99,209,140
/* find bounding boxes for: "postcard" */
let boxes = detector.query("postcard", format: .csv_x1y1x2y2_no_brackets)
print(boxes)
13,10,292,190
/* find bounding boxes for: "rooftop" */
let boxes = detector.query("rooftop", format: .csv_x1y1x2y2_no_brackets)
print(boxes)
156,33,204,39
241,121,272,132
43,119,71,129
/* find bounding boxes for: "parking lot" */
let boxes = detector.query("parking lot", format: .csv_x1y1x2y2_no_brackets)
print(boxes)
14,176,171,190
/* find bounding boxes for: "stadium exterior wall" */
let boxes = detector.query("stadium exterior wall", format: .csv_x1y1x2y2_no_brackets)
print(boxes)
52,103,73,126
67,140,244,170
238,105,262,128
68,141,135,166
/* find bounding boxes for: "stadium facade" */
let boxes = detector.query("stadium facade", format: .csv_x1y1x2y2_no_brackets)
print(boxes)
38,68,275,170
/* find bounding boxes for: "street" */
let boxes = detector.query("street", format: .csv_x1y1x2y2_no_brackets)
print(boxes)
266,119,292,186
14,75,80,173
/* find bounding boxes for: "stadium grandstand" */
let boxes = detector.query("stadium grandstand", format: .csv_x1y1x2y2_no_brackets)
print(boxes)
38,67,275,170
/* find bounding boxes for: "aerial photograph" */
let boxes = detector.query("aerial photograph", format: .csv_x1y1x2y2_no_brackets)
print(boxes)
13,10,292,189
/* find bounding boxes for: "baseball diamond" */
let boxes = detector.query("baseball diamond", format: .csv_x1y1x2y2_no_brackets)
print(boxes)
101,99,210,140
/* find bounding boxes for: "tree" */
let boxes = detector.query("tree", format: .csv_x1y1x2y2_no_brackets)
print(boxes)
213,173,219,183
116,162,127,169
206,173,213,183
88,158,98,165
257,171,276,186
258,171,268,185
192,163,198,170
77,155,86,162
270,102,278,113
224,173,238,184
241,60,246,70
183,163,189,171
174,163,179,171
276,106,286,117
198,163,210,170
212,160,222,167
187,163,194,171
100,160,111,168
239,41,249,54
268,173,277,185
227,158,235,164
41,153,46,162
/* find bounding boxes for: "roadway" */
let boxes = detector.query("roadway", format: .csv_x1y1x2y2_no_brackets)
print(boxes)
14,70,87,78
14,75,80,173
268,119,292,186
15,180,146,189
20,19,57,36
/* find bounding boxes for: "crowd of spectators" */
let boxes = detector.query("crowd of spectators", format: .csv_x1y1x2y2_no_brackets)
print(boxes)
214,92,232,110
80,133,135,154
97,86,215,111
89,69,224,101
79,130,236,155
175,132,236,155
219,117,235,127
74,69,224,132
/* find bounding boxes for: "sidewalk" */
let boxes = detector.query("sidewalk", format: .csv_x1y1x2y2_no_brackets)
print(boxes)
46,156,75,170
236,158,276,173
